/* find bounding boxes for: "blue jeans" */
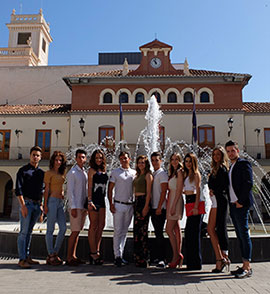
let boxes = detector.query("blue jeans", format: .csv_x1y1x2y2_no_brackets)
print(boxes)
17,200,41,260
230,204,252,261
45,197,66,255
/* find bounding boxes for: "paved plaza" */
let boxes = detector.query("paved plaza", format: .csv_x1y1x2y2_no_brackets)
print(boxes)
0,257,269,294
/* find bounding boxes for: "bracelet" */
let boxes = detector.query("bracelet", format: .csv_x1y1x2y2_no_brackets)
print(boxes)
88,200,93,204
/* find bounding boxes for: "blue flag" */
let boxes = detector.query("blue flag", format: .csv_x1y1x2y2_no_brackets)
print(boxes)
192,90,197,144
119,100,124,141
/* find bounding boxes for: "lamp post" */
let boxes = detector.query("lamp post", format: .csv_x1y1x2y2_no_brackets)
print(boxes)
79,118,86,137
227,117,233,137
254,128,261,159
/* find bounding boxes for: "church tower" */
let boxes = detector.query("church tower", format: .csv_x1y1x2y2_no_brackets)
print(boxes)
0,9,52,66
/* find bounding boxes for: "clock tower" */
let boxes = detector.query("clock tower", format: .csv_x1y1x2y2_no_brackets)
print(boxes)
129,39,179,76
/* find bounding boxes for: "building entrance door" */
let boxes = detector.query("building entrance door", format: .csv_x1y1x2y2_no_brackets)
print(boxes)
264,128,270,159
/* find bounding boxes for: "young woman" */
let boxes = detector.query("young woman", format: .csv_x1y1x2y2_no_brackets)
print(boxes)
44,151,67,266
208,146,230,273
183,153,202,270
88,149,108,265
165,153,184,268
133,155,153,268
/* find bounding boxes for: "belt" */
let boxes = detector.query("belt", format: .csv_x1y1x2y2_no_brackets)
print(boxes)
24,197,41,204
114,199,134,205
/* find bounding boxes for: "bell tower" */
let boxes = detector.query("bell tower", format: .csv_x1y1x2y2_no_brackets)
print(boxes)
1,9,53,66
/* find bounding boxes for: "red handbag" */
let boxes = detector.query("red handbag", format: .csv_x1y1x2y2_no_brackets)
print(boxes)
185,201,206,217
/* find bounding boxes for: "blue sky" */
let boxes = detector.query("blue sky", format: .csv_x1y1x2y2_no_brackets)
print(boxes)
0,0,270,102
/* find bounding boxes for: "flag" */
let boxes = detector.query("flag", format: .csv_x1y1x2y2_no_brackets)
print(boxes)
119,100,124,141
192,90,197,144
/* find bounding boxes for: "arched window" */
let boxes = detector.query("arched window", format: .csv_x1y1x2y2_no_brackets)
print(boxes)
119,92,128,103
184,91,193,103
103,92,112,103
167,92,177,103
151,92,161,103
135,92,145,103
200,91,210,103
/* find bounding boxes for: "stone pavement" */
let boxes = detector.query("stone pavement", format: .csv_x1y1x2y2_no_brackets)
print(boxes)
0,258,269,294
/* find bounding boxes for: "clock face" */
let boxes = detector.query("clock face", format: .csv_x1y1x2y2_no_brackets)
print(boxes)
150,57,162,68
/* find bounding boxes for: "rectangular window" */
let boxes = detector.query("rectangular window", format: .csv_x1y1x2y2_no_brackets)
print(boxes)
0,130,11,159
99,127,115,149
17,32,31,45
42,38,46,53
264,128,270,159
159,126,165,151
35,130,51,159
198,126,215,149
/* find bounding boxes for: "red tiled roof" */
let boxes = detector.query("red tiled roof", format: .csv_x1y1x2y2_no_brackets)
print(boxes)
65,69,250,79
1,102,269,115
243,102,270,113
139,39,173,50
0,104,70,114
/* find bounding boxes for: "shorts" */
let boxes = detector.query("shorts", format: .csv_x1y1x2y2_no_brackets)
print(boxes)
69,209,87,232
210,195,217,209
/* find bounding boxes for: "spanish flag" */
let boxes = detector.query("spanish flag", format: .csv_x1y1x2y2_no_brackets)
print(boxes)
192,89,197,144
119,100,124,141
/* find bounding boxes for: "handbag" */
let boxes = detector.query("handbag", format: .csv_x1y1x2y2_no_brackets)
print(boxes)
185,201,205,217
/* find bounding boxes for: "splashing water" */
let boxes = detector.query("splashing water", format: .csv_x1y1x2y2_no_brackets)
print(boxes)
64,97,270,234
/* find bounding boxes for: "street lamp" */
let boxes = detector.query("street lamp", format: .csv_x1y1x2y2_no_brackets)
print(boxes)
79,118,86,137
227,117,233,137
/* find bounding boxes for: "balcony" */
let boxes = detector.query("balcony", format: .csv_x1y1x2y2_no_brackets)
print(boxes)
0,47,39,66
0,146,70,165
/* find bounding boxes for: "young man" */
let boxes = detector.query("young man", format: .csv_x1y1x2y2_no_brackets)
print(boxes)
16,146,44,269
66,149,88,266
225,140,253,278
108,151,136,267
150,151,168,268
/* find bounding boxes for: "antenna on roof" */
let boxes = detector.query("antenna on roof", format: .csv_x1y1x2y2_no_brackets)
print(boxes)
38,98,43,105
154,33,157,40
5,99,8,105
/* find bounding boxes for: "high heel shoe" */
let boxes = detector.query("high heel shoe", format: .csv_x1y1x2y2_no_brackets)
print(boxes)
168,253,184,269
211,259,226,273
89,252,103,265
224,257,231,272
179,253,184,268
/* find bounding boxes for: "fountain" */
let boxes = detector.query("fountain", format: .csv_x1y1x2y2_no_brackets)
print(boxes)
1,95,270,262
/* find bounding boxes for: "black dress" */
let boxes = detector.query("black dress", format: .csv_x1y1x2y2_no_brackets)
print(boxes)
208,166,229,252
92,171,108,211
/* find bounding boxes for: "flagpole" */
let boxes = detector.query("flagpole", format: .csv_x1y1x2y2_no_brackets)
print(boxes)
119,92,124,142
192,89,197,147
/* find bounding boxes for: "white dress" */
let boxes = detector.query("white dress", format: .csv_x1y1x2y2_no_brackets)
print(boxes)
166,176,184,220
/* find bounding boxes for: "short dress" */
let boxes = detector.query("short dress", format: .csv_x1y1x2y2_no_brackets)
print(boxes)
166,176,184,220
92,171,108,209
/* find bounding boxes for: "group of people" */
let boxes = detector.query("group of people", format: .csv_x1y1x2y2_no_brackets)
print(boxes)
15,140,254,279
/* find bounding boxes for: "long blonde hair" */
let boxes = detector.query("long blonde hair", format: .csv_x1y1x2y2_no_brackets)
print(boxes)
168,153,183,180
211,146,229,176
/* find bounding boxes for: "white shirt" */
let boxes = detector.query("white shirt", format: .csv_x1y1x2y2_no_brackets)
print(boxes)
66,164,88,209
228,162,238,203
109,167,136,203
151,168,168,209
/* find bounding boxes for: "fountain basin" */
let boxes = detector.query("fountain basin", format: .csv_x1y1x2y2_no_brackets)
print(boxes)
0,223,270,263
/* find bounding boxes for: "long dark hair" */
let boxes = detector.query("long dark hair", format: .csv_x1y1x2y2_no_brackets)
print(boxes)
49,151,67,175
183,153,199,183
135,155,151,177
168,153,183,180
89,149,106,172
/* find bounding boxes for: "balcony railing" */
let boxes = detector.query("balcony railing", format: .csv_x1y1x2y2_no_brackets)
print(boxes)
0,146,70,162
244,145,268,160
